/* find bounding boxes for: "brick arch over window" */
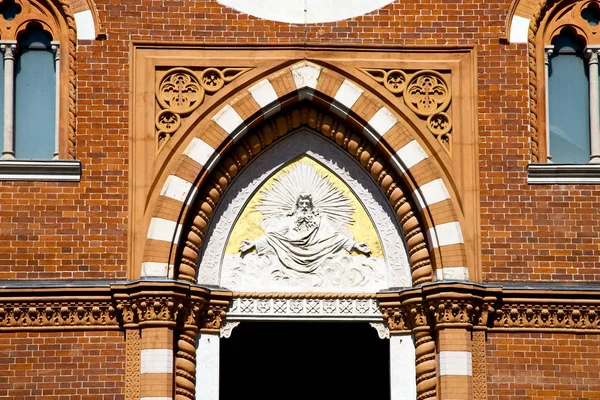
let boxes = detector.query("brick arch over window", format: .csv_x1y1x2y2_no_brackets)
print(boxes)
141,62,468,285
0,0,77,159
65,0,101,40
504,0,573,162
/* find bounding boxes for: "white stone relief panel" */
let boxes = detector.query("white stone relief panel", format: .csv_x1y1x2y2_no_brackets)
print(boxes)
218,0,395,24
227,297,382,321
197,130,411,291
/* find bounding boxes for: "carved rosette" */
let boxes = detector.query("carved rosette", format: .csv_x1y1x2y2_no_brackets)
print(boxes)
361,68,452,156
155,67,251,152
177,105,433,287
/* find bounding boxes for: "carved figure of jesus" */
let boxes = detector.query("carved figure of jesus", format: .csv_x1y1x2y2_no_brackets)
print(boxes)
240,193,370,273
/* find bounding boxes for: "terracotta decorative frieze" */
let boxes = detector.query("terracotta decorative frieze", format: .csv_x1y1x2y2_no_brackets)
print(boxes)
493,302,600,330
0,281,231,330
125,329,141,400
155,67,251,152
0,300,117,330
361,68,452,155
471,330,488,400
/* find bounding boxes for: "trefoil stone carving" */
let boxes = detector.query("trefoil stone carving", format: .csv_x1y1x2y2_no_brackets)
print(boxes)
361,68,452,156
155,67,251,152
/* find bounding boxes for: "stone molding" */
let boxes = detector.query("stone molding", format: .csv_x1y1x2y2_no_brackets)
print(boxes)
227,293,382,321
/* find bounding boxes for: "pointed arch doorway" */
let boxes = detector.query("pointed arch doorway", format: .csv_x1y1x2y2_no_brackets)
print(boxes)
193,125,418,400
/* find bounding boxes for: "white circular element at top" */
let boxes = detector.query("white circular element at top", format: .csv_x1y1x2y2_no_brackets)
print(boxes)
218,0,396,24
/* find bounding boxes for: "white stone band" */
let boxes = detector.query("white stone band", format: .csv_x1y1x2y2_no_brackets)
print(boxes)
333,79,364,110
439,351,472,376
147,218,181,243
212,104,245,135
160,175,196,204
427,222,464,248
184,137,216,167
291,61,322,90
393,140,428,171
367,107,398,137
140,349,173,374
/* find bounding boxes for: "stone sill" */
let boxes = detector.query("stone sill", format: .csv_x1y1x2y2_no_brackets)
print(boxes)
528,163,600,184
0,160,81,182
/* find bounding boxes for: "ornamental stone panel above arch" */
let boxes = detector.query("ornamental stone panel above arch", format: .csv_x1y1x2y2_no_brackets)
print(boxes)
128,44,480,284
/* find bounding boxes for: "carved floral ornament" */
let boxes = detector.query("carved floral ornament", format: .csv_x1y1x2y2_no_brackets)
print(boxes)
543,0,600,45
155,67,251,152
361,69,452,155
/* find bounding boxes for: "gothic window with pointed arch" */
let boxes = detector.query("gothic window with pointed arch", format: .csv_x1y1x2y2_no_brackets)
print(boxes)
541,0,600,164
0,0,78,179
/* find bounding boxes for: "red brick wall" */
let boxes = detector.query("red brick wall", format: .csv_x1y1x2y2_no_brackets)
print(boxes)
0,331,125,399
487,332,600,399
0,0,597,281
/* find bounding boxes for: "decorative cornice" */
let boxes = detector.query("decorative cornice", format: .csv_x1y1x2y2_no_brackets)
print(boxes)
2,281,600,332
0,280,232,331
379,282,600,332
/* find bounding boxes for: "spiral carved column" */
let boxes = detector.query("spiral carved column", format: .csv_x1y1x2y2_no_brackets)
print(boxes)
175,305,201,400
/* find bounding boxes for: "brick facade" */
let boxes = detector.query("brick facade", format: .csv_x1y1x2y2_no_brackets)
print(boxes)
0,0,598,399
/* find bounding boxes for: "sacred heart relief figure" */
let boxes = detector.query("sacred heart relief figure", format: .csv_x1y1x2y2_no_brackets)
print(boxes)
221,161,387,292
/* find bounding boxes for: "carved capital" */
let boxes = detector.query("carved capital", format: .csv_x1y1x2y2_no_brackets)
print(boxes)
115,296,184,328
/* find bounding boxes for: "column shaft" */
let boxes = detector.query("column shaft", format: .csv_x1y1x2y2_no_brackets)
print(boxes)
437,328,473,400
2,43,16,160
52,43,60,159
588,48,600,163
544,46,553,162
140,327,175,400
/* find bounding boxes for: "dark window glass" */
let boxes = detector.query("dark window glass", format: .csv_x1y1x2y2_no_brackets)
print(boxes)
548,31,591,163
15,25,55,159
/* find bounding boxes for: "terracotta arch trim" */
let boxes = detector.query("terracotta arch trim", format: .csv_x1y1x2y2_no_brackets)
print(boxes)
141,61,468,282
175,102,435,285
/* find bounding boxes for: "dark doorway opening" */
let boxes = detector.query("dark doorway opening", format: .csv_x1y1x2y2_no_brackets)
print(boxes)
220,322,390,400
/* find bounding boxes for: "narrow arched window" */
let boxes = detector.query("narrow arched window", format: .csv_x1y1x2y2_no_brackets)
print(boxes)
548,30,591,163
0,42,4,156
14,23,55,159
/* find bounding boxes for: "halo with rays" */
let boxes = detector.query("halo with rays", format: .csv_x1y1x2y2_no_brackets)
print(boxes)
254,161,355,226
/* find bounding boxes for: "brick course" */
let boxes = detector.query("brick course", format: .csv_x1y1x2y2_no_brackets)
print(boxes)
487,332,600,399
0,331,125,399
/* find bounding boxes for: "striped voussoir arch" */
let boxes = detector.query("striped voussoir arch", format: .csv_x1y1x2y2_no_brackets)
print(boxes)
141,61,469,285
